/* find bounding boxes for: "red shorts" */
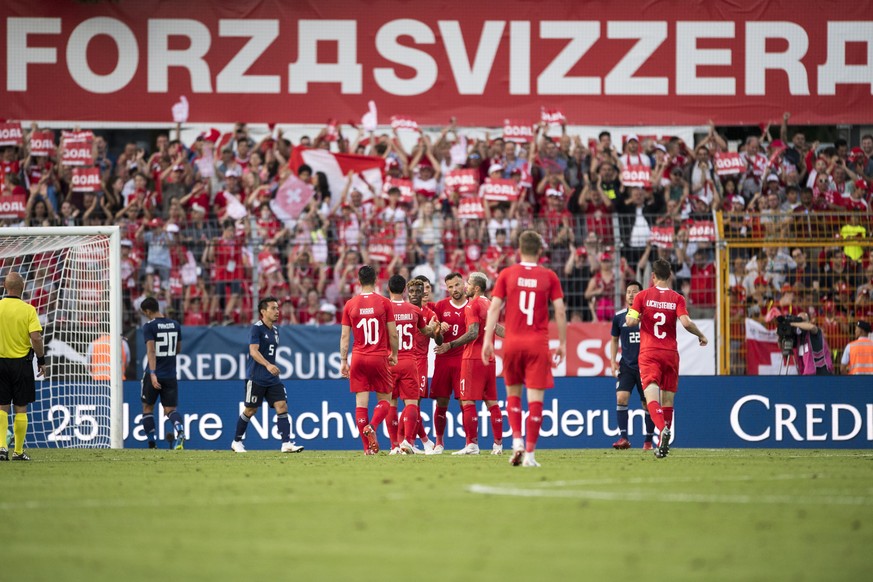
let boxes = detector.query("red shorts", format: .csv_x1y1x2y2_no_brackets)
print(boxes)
391,358,420,401
416,361,428,399
502,342,554,390
638,349,680,393
349,353,393,394
460,359,497,401
429,356,462,399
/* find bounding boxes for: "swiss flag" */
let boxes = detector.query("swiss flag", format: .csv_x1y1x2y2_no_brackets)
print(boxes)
289,146,384,202
745,318,797,375
269,173,315,225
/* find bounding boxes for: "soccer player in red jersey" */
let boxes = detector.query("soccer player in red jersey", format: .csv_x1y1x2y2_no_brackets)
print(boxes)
482,231,567,467
428,272,469,454
405,278,442,451
340,265,399,454
625,258,708,459
450,272,505,455
386,275,440,454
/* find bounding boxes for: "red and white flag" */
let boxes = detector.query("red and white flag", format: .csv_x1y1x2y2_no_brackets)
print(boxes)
71,167,102,192
269,172,315,225
382,177,414,204
0,122,23,147
29,130,55,156
290,146,385,202
745,317,796,375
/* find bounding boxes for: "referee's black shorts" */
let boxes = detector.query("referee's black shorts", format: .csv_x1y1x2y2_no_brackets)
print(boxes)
0,356,36,406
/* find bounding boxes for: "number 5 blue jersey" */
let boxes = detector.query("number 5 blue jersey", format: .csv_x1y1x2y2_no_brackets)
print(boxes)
247,320,281,386
142,318,182,379
611,308,640,370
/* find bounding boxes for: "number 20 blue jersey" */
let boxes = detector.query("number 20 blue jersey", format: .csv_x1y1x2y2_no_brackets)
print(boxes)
247,320,281,386
142,318,182,379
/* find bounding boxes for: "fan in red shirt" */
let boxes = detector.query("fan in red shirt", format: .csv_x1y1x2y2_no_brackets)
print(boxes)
447,272,505,456
429,272,470,454
626,258,708,459
385,276,441,455
483,230,567,468
340,265,398,454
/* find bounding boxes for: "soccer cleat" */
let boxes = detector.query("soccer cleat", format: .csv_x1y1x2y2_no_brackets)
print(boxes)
426,444,444,455
148,440,157,449
173,432,186,451
0,448,8,461
364,449,376,456
12,451,31,461
362,424,379,454
656,426,671,458
422,439,435,454
452,443,480,455
491,443,503,455
643,441,654,451
230,440,247,453
281,441,304,453
521,452,540,467
509,449,524,466
612,437,631,450
389,446,402,455
400,440,415,455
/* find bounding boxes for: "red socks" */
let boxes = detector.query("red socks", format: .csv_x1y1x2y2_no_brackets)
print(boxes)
663,406,674,429
370,400,390,429
488,404,503,445
525,401,543,453
416,416,429,442
462,404,479,445
434,406,448,445
507,396,522,439
403,405,419,444
387,406,399,448
355,407,369,450
646,400,666,430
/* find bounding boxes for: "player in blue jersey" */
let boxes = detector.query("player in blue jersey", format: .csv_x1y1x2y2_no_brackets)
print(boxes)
231,296,304,454
140,297,185,450
609,280,655,450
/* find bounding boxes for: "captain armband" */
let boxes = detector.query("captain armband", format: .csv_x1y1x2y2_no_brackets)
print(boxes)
627,309,640,320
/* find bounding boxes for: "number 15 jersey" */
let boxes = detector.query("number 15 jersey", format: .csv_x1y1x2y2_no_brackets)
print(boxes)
629,285,688,353
491,262,563,348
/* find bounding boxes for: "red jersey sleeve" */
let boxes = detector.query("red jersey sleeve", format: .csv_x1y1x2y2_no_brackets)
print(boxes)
548,269,564,301
492,270,507,300
383,296,395,322
676,293,689,318
341,299,353,326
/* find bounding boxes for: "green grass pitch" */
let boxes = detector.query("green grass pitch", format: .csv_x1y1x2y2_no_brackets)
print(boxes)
3,448,871,581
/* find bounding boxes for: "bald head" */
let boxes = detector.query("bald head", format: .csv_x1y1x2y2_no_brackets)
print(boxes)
4,271,24,296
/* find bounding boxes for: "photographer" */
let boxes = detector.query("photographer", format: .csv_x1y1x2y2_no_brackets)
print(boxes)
789,310,834,375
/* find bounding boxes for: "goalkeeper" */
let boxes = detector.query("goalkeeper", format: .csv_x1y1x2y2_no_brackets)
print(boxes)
0,272,46,461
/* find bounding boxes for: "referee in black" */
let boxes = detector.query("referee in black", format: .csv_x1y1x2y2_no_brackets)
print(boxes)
0,271,46,461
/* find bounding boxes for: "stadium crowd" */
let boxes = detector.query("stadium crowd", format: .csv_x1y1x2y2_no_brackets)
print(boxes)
0,114,871,371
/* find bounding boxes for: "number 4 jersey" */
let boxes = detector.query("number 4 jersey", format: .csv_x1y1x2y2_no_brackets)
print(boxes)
629,285,688,353
142,317,182,379
342,292,395,356
491,262,563,348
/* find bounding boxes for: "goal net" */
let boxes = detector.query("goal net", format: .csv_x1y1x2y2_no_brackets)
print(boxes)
0,227,122,448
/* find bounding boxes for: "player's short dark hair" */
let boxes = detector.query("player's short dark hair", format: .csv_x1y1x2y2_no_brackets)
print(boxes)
445,272,463,283
519,230,543,256
141,297,159,313
652,259,672,282
414,275,432,286
358,265,376,286
388,274,407,294
626,280,643,291
258,296,278,315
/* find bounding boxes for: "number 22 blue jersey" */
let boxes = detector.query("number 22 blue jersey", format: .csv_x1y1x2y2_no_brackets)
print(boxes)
142,318,182,379
611,308,640,370
247,320,281,386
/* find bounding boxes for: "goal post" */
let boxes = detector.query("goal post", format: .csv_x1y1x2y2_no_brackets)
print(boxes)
0,226,123,448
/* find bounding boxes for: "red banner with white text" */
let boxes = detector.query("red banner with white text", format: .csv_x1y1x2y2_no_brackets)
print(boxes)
1,1,871,126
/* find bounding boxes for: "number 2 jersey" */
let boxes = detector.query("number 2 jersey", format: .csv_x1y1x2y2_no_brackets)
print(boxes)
142,317,182,379
629,285,688,353
342,292,395,356
491,262,563,349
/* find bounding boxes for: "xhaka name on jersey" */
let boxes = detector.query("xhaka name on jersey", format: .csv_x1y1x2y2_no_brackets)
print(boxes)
360,307,374,315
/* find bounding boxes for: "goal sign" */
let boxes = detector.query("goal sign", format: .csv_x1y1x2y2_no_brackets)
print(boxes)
72,167,102,192
0,122,23,146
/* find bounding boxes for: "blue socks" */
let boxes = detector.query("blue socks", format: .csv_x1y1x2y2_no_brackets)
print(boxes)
234,413,250,442
617,405,629,438
142,413,156,443
277,413,291,443
167,410,184,435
